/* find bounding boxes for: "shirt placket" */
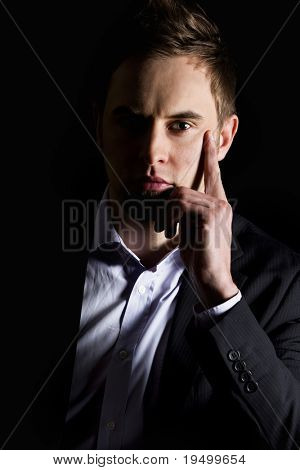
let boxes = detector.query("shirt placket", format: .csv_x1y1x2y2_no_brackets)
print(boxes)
96,269,155,449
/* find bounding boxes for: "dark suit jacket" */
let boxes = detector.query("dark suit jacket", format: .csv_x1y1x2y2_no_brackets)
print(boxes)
1,206,299,450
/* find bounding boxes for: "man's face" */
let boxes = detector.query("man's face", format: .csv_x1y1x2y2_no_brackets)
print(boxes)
97,55,221,203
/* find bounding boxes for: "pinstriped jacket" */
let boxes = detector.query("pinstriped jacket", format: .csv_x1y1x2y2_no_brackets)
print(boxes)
142,213,300,449
2,211,299,450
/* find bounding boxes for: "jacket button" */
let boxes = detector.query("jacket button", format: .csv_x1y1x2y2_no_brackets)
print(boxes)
239,370,253,383
106,420,116,430
232,360,247,372
244,380,258,393
119,349,128,360
227,350,241,361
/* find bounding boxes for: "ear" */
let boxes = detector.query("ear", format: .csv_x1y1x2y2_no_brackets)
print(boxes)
216,114,239,162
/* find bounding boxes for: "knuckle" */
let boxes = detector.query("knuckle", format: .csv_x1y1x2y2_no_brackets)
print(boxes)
207,210,215,224
178,198,188,210
175,186,187,197
202,221,211,233
227,203,233,217
218,199,230,213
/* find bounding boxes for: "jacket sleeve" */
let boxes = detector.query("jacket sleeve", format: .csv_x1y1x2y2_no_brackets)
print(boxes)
186,272,300,450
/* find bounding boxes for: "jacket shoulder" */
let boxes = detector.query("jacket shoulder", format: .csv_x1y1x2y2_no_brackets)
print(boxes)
232,212,300,278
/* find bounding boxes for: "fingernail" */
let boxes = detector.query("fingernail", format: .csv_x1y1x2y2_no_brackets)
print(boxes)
209,131,216,143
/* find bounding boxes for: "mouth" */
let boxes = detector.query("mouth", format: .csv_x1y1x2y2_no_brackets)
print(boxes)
138,176,174,192
142,182,173,191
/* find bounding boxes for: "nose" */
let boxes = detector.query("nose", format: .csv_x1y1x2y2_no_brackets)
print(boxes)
139,122,170,166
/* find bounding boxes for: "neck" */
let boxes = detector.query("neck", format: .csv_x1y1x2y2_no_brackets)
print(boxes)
118,217,179,268
108,184,179,267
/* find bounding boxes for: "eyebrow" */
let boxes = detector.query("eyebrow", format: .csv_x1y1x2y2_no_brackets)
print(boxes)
167,111,204,121
112,106,204,121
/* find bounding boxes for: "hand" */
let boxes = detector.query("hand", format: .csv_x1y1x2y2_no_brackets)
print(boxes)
165,130,238,308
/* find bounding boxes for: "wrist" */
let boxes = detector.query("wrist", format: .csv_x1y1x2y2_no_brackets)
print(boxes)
194,274,238,309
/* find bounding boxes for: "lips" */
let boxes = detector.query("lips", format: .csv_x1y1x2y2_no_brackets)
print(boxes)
132,175,174,193
142,182,173,191
139,176,171,184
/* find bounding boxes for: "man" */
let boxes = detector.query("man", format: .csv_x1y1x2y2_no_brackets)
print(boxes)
55,0,300,450
4,0,298,450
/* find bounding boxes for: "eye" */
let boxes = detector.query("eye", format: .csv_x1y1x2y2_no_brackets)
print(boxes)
169,121,192,132
118,115,140,127
117,115,147,133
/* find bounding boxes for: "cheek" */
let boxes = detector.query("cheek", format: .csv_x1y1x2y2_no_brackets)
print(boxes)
171,139,203,185
102,120,142,158
172,139,202,168
102,130,135,165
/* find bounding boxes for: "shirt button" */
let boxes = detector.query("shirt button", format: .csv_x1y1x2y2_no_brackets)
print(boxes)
138,285,146,294
119,349,128,360
106,420,116,431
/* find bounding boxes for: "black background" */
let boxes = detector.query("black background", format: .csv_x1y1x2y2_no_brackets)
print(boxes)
1,0,299,449
2,0,300,251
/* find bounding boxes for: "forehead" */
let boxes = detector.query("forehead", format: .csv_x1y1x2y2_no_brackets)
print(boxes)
104,55,217,119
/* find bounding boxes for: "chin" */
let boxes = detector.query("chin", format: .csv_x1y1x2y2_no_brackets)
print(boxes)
129,187,174,200
140,189,164,198
120,186,175,224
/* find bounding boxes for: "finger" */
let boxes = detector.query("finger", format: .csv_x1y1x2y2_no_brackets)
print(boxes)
165,200,183,238
165,199,209,239
167,185,217,204
178,208,211,250
193,139,206,193
203,130,227,201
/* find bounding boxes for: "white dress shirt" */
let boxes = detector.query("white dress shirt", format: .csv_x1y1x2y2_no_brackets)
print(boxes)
64,183,241,449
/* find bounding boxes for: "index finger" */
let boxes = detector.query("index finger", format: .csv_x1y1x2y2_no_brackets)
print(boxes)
203,130,227,201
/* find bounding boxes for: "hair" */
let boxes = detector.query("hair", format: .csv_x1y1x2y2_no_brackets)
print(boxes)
86,0,237,129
